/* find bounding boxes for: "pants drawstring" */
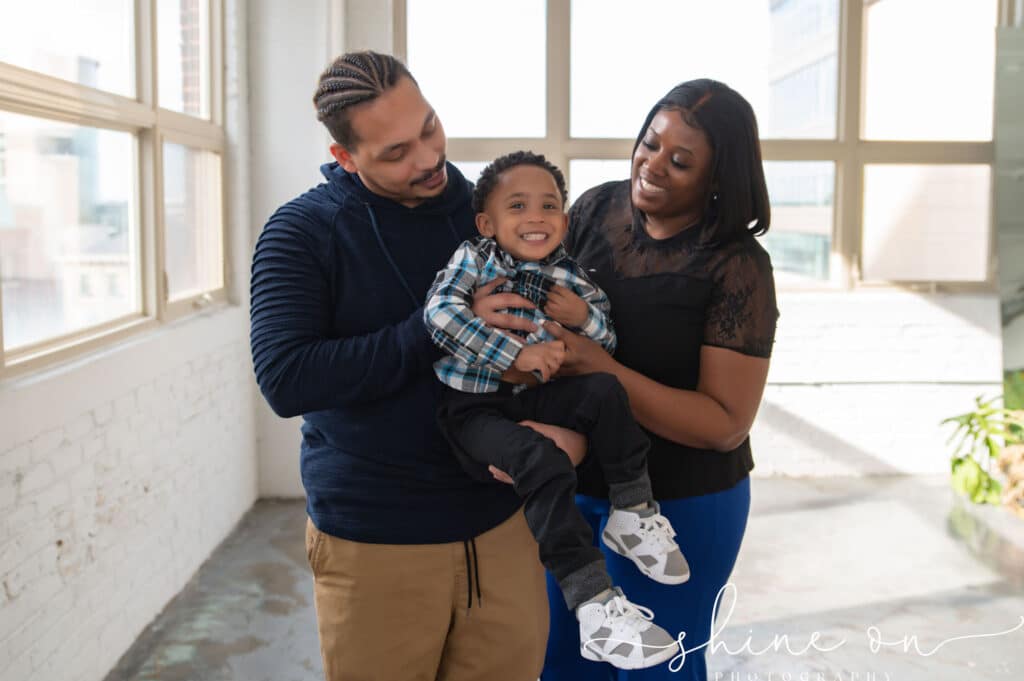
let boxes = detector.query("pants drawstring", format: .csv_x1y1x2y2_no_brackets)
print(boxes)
462,538,483,610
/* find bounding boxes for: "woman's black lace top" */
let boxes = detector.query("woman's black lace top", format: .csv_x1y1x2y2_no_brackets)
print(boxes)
566,180,779,499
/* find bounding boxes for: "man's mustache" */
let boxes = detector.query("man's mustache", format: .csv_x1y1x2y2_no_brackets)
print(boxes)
411,157,447,185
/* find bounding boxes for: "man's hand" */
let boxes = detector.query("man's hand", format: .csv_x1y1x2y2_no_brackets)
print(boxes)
513,341,566,383
544,285,588,328
472,277,538,334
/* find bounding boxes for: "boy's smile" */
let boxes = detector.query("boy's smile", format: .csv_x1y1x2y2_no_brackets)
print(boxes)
475,164,568,261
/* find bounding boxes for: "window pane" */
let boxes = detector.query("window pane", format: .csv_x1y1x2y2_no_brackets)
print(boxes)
863,0,996,141
568,160,630,206
571,0,838,139
163,144,222,300
0,112,138,350
158,0,211,117
862,165,991,282
452,161,488,185
0,0,134,97
407,0,545,137
762,161,834,285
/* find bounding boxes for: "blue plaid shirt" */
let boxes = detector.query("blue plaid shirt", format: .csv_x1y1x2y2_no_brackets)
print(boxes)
424,237,616,393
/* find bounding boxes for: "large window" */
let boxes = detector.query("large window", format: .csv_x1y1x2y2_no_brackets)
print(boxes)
403,0,997,291
0,0,225,376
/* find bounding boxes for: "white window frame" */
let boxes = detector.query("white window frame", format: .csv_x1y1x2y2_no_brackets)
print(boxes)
396,0,1003,293
0,0,227,378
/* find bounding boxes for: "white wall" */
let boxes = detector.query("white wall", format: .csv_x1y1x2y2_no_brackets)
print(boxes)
754,291,1002,476
248,0,351,499
0,2,258,681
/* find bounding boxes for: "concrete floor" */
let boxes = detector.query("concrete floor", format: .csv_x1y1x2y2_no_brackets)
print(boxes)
103,477,1024,681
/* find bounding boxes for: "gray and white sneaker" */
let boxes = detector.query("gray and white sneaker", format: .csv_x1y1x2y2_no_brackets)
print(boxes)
603,502,690,584
577,587,679,669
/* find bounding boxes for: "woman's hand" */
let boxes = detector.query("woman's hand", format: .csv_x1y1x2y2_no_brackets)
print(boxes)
543,321,615,375
488,421,588,484
472,277,537,334
544,285,588,328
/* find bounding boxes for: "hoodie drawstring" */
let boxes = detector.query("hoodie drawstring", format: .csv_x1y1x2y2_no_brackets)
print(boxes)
462,537,482,610
365,204,419,309
364,205,464,311
364,200,481,609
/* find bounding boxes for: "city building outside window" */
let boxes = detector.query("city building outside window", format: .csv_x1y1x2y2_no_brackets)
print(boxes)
402,0,996,291
0,0,226,377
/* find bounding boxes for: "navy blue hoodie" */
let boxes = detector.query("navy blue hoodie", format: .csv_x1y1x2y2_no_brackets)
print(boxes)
250,162,521,543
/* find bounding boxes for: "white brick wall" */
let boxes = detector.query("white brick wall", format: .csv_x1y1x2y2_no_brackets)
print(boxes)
0,312,259,681
0,2,257,679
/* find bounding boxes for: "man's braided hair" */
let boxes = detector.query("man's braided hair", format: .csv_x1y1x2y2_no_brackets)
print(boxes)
313,51,415,148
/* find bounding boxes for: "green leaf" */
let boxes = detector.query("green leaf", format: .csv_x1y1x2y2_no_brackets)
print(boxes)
951,457,982,498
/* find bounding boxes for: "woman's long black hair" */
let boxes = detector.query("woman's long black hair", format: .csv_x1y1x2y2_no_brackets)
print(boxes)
632,79,771,240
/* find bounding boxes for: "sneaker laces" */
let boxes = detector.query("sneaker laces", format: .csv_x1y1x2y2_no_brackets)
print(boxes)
638,514,679,553
603,594,655,623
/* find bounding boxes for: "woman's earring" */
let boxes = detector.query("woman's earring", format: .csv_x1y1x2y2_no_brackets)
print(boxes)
711,191,720,203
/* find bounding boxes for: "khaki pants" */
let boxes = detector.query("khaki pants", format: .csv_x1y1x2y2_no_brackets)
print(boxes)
306,509,549,681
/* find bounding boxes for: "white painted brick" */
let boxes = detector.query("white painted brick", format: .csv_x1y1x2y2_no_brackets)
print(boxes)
0,474,17,512
2,514,44,561
112,392,137,420
135,382,156,409
2,648,33,681
0,537,20,583
29,428,64,462
69,465,96,495
5,610,44,666
0,331,256,681
49,444,82,479
91,402,113,428
80,434,105,461
16,462,55,496
33,482,71,520
0,444,30,477
65,413,94,441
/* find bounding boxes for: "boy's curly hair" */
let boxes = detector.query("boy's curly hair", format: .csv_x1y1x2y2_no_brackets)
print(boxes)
471,151,568,213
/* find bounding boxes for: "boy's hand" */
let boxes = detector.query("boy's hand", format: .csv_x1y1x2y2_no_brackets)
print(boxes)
544,285,588,328
513,341,566,383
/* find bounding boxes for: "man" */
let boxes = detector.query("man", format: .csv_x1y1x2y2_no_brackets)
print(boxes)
249,52,549,680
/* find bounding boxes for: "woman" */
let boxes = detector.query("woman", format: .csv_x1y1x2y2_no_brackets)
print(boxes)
543,79,777,680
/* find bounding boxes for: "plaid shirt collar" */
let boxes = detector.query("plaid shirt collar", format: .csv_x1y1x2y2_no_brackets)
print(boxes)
485,238,572,271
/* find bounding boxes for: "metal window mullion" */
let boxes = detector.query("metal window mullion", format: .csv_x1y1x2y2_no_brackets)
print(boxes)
138,0,164,324
137,0,156,109
0,264,5,370
4,312,149,363
211,0,225,127
760,139,844,161
854,141,993,163
393,0,408,62
835,0,865,289
157,111,226,150
158,0,229,322
0,63,156,131
152,128,170,321
138,125,160,321
2,317,159,379
549,0,571,188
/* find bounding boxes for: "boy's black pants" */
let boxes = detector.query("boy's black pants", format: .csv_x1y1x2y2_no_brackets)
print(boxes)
437,372,653,609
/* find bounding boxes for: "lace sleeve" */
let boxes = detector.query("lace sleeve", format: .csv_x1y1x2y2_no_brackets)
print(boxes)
703,242,779,358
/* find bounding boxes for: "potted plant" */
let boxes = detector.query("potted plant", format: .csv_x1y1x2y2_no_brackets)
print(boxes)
942,396,1024,512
